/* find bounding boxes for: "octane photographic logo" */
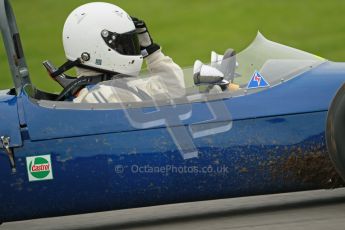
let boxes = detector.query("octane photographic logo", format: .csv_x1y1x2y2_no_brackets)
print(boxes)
26,154,53,182
109,73,233,160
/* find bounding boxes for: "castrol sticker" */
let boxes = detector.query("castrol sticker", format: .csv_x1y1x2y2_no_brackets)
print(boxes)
26,154,53,182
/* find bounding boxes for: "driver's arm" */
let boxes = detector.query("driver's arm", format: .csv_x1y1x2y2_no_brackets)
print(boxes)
132,17,185,98
145,49,185,98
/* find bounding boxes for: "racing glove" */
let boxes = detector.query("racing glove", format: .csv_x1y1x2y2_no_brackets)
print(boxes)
131,17,160,58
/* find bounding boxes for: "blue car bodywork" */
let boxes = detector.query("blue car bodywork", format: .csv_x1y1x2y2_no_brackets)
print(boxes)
1,0,345,223
1,62,345,222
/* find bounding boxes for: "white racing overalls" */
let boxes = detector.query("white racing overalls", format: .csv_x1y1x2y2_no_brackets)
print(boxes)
73,50,185,103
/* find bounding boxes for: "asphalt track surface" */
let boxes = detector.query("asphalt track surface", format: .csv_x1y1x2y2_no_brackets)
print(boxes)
3,188,345,230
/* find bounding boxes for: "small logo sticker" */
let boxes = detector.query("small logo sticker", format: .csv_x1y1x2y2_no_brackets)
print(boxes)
26,155,53,182
247,71,270,89
95,59,102,65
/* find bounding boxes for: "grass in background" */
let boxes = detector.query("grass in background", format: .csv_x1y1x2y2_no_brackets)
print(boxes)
1,0,345,92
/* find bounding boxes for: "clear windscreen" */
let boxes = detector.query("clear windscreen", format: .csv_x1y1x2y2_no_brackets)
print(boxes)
232,32,325,86
195,32,326,89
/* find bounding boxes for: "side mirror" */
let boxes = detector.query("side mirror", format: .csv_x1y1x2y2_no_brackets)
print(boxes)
211,51,224,67
193,60,228,85
211,49,238,82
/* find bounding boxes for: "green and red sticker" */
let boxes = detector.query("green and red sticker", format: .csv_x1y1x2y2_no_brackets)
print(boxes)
26,154,53,182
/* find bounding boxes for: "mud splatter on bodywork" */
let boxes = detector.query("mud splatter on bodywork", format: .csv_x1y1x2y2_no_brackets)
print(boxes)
268,141,345,189
281,150,344,188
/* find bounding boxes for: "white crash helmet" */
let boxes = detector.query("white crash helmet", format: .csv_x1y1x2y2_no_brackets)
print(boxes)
62,2,143,76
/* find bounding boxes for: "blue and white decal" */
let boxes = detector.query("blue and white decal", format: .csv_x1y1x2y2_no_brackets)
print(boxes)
247,71,270,89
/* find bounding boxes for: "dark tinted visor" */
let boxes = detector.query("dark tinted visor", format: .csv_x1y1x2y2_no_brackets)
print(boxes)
101,29,141,56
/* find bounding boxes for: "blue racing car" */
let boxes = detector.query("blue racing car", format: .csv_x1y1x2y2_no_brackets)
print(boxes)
1,0,345,224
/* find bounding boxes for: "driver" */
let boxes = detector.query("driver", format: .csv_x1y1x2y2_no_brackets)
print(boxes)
60,2,185,103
